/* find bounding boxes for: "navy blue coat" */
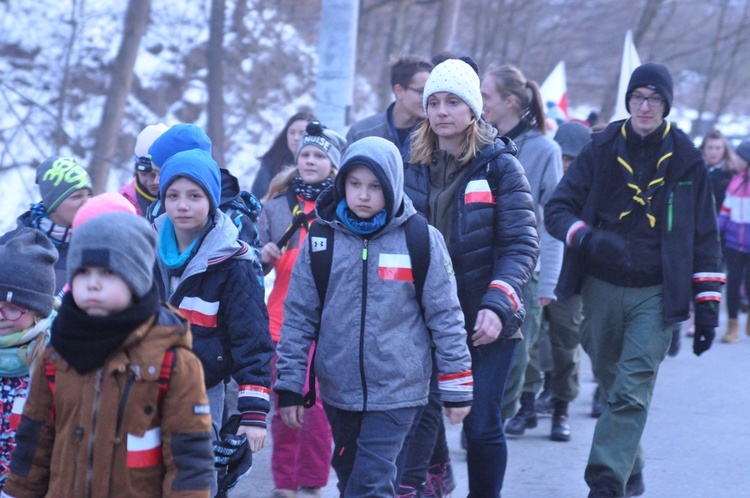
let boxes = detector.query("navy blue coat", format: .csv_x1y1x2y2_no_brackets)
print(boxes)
404,137,539,338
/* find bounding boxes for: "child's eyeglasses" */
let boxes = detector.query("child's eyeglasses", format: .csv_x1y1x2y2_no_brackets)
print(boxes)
0,304,28,322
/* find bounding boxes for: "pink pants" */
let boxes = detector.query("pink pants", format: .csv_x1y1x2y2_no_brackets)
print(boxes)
271,344,333,489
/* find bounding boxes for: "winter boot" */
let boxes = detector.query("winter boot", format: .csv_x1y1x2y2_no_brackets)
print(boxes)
423,462,456,497
550,400,571,442
297,487,322,498
536,373,554,416
505,392,537,436
624,471,645,497
721,318,739,343
667,322,681,356
591,387,602,418
396,484,419,498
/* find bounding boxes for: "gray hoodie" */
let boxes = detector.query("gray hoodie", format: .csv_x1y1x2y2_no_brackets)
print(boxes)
276,137,473,411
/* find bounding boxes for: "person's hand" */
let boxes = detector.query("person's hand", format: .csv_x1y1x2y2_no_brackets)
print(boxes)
471,309,503,346
693,325,715,356
260,242,282,265
444,406,471,424
538,297,553,307
236,425,266,453
279,405,305,430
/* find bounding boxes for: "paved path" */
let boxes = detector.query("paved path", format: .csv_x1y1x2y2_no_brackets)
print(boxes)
241,312,749,497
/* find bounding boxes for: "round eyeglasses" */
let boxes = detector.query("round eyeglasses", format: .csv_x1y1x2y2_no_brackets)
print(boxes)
0,304,28,322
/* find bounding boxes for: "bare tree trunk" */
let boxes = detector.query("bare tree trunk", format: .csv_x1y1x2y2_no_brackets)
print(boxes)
431,0,461,55
377,0,413,110
207,0,226,168
599,0,664,123
693,0,729,138
88,0,150,193
713,1,750,124
56,0,82,152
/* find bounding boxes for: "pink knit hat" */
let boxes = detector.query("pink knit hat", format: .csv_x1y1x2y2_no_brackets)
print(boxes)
72,192,136,230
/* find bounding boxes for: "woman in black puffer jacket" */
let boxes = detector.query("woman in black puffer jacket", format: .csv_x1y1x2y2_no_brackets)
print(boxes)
400,58,538,497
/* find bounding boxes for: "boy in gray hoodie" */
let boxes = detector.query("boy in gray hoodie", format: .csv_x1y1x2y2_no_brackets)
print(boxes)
275,136,472,497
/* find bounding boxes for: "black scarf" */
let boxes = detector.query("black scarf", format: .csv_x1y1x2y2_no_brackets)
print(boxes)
51,285,161,374
291,175,334,201
615,120,674,228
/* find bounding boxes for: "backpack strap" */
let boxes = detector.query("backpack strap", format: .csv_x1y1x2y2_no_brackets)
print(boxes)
157,347,177,406
44,360,56,422
303,221,335,408
404,214,430,314
308,220,335,307
44,348,177,424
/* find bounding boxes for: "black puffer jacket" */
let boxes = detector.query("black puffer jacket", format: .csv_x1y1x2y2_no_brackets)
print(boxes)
545,120,723,326
404,137,539,338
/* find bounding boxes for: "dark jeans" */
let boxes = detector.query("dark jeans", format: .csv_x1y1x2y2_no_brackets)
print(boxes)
724,247,750,318
324,404,420,497
398,358,450,491
464,338,519,497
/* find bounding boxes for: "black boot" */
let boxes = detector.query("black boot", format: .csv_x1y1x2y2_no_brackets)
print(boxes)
668,323,681,357
625,471,645,497
505,392,537,436
536,372,553,416
591,387,602,418
550,400,571,441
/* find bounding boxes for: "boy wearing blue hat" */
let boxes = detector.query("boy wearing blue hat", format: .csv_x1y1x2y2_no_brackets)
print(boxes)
153,148,272,493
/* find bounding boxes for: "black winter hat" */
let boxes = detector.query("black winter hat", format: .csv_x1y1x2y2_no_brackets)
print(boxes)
735,139,750,163
625,62,673,117
0,228,58,316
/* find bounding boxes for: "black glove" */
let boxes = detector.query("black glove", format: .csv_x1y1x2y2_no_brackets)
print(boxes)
573,226,626,262
213,414,253,495
693,325,715,356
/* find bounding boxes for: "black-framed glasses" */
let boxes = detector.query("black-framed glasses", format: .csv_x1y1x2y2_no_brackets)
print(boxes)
406,85,425,96
0,304,28,321
629,93,665,108
134,155,153,172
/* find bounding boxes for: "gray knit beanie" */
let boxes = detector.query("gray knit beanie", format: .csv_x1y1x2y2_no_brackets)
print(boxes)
554,122,592,159
296,121,347,170
0,228,58,316
67,212,157,299
423,58,483,119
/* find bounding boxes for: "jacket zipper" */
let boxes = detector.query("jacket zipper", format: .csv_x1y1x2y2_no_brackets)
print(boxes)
115,374,135,435
87,369,103,498
360,238,369,411
667,191,674,232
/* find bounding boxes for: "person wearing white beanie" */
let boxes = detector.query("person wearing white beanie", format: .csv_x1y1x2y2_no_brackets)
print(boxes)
401,56,539,497
119,123,170,216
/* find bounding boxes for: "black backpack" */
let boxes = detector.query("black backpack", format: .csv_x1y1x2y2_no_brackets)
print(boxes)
301,214,431,407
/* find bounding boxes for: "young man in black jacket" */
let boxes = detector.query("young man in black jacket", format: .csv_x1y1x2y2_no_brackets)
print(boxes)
545,62,724,498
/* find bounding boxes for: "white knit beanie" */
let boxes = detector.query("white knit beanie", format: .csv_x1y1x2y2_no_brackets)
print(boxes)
423,58,483,119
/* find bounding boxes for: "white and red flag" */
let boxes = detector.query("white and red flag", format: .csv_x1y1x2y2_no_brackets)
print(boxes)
540,60,568,121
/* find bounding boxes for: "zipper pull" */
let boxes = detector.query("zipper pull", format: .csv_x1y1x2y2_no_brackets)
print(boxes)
362,239,368,260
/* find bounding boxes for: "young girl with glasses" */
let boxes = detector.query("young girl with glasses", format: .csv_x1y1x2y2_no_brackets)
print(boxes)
0,229,57,490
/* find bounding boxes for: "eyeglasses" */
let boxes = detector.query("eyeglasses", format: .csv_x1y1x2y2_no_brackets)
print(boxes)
134,155,153,172
629,94,665,108
406,86,424,96
0,304,28,322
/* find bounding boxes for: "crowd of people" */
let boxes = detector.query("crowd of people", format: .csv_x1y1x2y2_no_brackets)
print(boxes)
0,51,740,498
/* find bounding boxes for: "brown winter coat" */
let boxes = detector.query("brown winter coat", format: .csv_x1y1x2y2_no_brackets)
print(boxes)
3,305,214,498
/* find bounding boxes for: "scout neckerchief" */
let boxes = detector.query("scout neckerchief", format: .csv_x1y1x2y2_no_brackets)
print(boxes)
616,120,673,228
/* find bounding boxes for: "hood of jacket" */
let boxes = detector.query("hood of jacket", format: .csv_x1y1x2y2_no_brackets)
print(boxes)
316,136,417,232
